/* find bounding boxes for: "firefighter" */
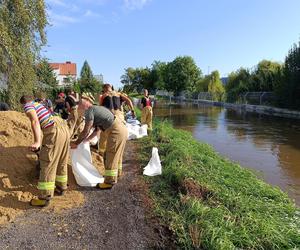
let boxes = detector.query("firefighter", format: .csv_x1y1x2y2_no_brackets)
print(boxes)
99,83,135,121
65,88,80,138
20,95,70,207
70,92,128,189
98,84,134,176
141,89,153,130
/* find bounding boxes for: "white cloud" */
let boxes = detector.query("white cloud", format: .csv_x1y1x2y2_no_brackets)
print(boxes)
47,0,67,7
69,4,80,12
47,10,80,27
84,10,101,18
123,0,151,10
79,0,108,5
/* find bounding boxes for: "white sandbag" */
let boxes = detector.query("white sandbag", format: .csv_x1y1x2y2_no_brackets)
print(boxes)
89,135,99,145
87,128,99,145
126,122,148,140
139,124,148,136
70,142,104,187
127,119,141,125
143,147,162,176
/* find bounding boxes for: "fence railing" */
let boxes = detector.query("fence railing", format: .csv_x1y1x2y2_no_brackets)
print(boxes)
240,92,275,105
155,89,276,106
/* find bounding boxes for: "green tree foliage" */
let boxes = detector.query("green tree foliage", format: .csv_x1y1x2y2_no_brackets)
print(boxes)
151,60,167,90
0,0,47,109
120,56,202,95
207,71,225,101
121,67,152,93
196,75,210,92
164,56,202,95
276,41,300,109
36,58,58,87
250,60,282,91
79,60,102,93
226,68,251,103
225,61,283,103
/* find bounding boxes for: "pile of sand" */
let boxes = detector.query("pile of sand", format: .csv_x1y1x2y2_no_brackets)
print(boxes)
0,111,85,225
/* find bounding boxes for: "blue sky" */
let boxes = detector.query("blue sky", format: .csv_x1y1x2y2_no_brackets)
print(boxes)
44,0,300,88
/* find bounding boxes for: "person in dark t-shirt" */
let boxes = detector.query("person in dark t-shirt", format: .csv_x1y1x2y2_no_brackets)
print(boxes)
70,92,128,189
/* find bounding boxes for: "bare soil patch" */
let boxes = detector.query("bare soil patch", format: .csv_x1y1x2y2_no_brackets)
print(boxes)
0,111,84,225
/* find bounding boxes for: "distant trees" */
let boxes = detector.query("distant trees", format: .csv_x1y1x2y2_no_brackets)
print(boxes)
121,56,202,95
225,61,283,104
36,59,58,88
207,71,225,101
164,56,202,95
121,39,300,110
78,60,103,93
121,67,152,93
225,68,251,103
276,41,300,109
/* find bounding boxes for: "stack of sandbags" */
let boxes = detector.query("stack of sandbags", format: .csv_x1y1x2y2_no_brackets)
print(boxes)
126,118,148,140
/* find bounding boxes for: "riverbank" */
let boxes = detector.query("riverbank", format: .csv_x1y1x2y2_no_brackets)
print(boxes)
172,98,300,119
138,121,300,249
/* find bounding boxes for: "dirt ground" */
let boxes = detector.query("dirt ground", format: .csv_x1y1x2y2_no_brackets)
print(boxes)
0,111,173,249
0,111,85,224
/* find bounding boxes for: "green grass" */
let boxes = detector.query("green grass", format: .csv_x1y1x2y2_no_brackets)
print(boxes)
138,121,300,249
134,107,141,120
128,92,144,99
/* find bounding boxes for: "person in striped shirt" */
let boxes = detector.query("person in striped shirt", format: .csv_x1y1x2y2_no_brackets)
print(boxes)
20,95,70,207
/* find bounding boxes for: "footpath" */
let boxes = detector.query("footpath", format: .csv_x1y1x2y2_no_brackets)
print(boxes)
0,141,171,249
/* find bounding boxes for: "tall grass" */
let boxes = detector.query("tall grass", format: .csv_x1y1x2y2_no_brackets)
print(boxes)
139,121,300,249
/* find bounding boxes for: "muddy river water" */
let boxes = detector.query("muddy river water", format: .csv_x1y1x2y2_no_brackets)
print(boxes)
153,101,300,205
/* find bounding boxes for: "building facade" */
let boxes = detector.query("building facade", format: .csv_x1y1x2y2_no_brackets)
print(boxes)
49,61,77,86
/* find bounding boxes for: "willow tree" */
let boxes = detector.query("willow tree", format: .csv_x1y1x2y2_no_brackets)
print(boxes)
0,0,47,109
208,71,225,101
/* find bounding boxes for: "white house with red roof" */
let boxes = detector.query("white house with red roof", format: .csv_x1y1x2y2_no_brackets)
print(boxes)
49,61,77,86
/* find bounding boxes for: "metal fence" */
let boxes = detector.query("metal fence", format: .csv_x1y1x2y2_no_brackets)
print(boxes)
240,92,275,105
155,90,276,106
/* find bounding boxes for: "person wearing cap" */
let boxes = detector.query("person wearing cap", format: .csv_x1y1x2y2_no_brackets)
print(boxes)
70,92,128,189
98,83,134,176
140,89,153,130
20,95,70,207
54,92,68,119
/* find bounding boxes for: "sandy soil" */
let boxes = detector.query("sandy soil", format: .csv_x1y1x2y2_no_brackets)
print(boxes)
0,111,84,224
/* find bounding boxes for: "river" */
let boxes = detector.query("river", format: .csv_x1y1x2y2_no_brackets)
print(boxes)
153,101,300,206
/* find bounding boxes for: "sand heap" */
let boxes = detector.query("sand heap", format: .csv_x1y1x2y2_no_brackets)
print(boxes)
0,111,84,225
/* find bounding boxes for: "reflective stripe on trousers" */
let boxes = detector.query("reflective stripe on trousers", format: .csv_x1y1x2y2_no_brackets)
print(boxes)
38,181,55,190
105,169,118,177
56,175,68,183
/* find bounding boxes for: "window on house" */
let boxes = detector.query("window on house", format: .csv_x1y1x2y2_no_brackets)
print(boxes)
63,77,70,83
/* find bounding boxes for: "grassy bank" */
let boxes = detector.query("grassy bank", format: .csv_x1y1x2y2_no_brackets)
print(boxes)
138,121,300,249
